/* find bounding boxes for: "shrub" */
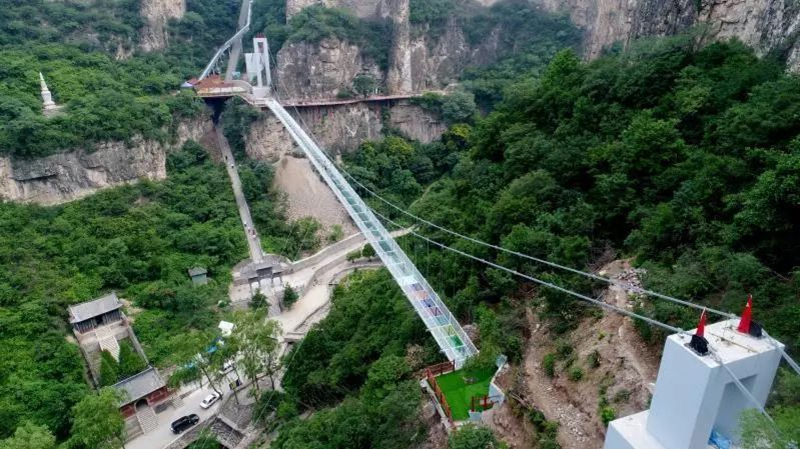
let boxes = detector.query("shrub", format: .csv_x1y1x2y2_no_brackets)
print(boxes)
327,225,344,243
613,389,631,403
283,285,299,309
528,408,546,429
568,367,583,381
346,249,361,262
99,350,119,387
361,244,376,259
542,353,556,377
118,340,147,379
587,350,601,369
555,340,573,360
250,290,268,310
600,406,616,426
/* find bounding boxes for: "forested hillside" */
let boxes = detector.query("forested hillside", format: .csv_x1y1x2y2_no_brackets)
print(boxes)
343,36,800,441
0,0,239,158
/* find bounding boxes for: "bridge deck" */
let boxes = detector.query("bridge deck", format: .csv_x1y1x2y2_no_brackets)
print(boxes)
264,98,478,367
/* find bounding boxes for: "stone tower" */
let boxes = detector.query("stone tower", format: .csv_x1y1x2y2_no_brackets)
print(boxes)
39,72,60,117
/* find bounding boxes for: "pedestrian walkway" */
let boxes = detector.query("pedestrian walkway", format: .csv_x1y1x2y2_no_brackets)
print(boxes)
215,126,263,263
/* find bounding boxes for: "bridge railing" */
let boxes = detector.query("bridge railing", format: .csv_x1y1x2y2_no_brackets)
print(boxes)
265,99,478,367
199,0,254,80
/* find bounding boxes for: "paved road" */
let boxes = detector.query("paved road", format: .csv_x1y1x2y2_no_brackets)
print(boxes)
126,383,223,449
225,0,250,81
215,127,263,263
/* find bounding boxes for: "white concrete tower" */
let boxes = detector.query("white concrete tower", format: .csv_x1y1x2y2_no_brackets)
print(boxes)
39,72,59,116
244,34,271,96
604,318,784,449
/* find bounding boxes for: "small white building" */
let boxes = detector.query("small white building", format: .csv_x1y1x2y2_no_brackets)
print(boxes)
604,319,783,449
218,320,235,337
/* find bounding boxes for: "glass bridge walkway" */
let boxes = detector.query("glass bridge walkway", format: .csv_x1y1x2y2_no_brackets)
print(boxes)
265,98,478,368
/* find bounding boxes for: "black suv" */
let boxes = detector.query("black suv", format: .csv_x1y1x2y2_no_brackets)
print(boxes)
171,414,200,434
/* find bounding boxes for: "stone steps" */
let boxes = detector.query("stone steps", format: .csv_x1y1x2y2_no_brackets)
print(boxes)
95,326,120,360
136,406,158,434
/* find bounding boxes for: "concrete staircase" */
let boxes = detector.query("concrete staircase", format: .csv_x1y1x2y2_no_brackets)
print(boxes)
171,394,185,408
96,327,120,360
136,405,158,434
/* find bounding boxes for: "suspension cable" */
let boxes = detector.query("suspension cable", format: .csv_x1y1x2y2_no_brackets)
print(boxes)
377,207,788,430
372,208,685,335
263,33,799,379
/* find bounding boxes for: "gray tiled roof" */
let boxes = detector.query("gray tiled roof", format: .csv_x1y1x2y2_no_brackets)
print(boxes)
67,292,121,324
112,367,166,404
188,267,207,276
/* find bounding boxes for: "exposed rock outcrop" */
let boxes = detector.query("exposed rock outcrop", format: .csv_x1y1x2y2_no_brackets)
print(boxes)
244,101,444,159
0,117,213,205
385,0,414,94
532,0,800,71
139,0,186,52
276,37,383,100
277,0,501,98
287,0,387,18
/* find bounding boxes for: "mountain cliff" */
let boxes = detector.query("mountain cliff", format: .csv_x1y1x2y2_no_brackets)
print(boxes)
139,0,187,52
533,0,800,71
275,0,550,99
0,117,214,205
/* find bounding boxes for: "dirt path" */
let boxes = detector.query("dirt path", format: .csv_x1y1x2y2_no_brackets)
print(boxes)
273,156,358,238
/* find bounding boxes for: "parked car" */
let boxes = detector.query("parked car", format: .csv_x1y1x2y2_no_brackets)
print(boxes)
219,361,235,376
200,391,221,409
170,414,199,434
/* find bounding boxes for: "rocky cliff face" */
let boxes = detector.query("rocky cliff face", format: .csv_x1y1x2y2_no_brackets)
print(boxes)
0,117,214,205
533,0,800,71
139,0,186,52
277,37,383,100
277,0,501,98
287,0,386,18
245,101,445,159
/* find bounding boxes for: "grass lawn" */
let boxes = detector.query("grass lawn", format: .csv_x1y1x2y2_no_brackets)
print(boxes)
434,366,496,420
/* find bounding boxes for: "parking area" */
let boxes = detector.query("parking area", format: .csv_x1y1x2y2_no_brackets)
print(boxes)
127,370,241,449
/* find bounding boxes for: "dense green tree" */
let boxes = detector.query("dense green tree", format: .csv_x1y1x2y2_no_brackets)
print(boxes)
352,74,377,97
228,310,282,390
68,388,125,449
448,424,504,449
282,285,299,310
250,289,268,310
99,351,119,387
0,422,55,449
117,341,147,380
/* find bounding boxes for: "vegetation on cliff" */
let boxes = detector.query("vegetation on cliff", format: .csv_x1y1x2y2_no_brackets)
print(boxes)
0,0,239,158
344,36,800,436
0,142,250,440
271,269,440,449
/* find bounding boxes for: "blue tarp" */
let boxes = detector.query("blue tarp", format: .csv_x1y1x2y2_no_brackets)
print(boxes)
708,430,731,449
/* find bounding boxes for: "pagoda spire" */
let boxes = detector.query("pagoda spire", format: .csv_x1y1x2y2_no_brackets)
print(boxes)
39,72,59,116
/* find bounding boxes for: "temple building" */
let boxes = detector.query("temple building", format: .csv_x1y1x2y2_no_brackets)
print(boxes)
67,293,176,440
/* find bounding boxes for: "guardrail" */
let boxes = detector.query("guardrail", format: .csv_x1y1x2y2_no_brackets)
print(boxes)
199,0,254,80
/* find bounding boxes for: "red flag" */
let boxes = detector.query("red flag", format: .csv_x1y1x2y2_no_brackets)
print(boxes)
737,294,753,334
696,308,707,337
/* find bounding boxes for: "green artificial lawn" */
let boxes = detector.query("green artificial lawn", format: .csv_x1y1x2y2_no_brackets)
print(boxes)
434,366,496,420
